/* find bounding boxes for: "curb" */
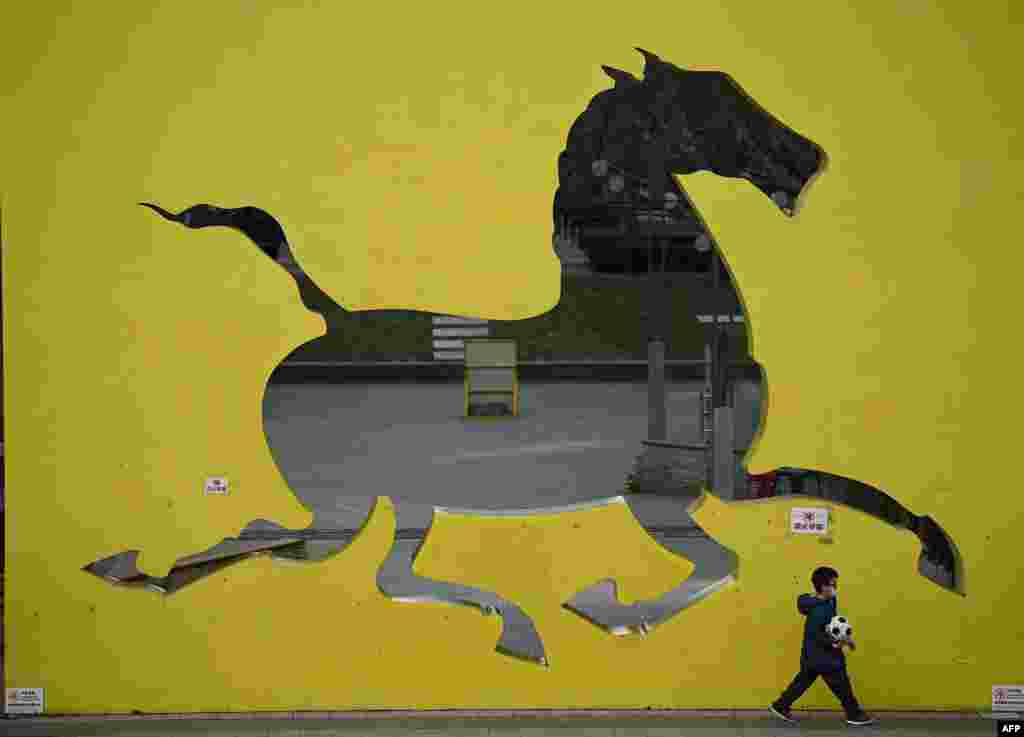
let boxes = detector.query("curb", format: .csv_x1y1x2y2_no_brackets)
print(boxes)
6,709,987,722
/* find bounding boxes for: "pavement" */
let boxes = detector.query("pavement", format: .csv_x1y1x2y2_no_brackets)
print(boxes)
262,379,761,531
0,712,1000,737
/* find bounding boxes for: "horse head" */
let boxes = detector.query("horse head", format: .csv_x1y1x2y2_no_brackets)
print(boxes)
555,47,824,245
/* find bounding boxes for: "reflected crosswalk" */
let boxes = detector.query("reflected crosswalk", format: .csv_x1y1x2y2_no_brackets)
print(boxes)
432,315,490,361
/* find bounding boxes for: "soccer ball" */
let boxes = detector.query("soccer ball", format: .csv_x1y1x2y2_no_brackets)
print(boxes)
827,615,852,641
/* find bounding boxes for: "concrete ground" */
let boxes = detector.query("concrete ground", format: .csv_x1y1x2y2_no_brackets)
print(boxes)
0,712,996,737
262,380,759,531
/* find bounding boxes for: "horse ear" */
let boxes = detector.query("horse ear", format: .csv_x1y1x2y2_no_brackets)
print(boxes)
601,65,639,86
634,47,663,75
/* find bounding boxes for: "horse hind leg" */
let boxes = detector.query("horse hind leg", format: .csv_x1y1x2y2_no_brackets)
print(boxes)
376,500,549,667
83,498,380,594
83,519,306,594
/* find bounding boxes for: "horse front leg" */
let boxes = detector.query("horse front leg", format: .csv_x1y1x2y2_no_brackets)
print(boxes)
563,496,738,635
376,500,549,667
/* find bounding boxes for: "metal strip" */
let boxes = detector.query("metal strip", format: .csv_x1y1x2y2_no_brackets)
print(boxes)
432,339,466,350
432,327,490,338
432,316,489,325
436,496,626,517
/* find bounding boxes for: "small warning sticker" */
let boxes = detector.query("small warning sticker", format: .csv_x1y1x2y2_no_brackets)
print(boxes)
790,507,829,535
5,688,44,714
204,476,229,495
995,685,1024,711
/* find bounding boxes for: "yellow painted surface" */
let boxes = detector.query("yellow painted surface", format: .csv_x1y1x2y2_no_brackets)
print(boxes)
3,0,1020,713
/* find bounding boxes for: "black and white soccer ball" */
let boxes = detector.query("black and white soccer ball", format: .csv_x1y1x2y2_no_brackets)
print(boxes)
827,615,852,641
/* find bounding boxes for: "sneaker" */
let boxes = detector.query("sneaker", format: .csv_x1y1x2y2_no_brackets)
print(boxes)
769,703,796,722
846,712,876,725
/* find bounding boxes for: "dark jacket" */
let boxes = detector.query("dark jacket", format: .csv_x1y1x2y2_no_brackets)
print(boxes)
798,593,845,673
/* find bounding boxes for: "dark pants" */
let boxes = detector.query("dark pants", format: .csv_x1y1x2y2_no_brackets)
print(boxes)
775,666,863,717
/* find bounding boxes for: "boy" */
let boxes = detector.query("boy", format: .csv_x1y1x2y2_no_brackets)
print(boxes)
769,566,876,726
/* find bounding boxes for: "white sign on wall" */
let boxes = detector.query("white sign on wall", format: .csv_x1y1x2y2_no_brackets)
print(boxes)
204,476,229,495
5,688,44,714
791,507,829,535
994,685,1024,711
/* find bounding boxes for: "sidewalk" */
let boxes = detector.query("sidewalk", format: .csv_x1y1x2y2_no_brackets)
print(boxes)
0,710,995,737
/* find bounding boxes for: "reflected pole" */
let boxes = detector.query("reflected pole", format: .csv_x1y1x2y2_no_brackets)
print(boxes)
646,150,670,444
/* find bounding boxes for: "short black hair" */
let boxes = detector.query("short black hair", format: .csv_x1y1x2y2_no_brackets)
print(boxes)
812,566,839,592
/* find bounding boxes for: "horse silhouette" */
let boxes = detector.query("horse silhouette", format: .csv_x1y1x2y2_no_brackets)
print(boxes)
85,49,961,667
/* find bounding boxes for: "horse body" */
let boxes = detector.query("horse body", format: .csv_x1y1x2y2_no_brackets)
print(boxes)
88,50,960,667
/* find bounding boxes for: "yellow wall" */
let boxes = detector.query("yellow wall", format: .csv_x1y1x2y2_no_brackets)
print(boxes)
3,0,1019,713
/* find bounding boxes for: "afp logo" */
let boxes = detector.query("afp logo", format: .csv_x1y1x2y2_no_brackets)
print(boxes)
999,720,1024,734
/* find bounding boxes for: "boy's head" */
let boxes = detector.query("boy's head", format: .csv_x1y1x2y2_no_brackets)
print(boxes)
812,566,839,599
